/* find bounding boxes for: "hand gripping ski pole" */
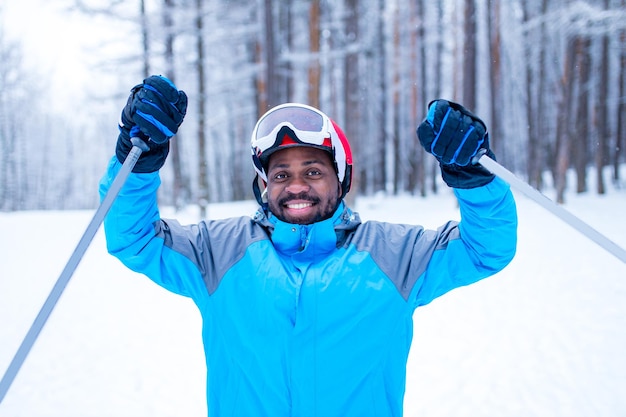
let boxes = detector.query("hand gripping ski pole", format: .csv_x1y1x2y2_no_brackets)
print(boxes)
0,138,149,404
476,154,626,265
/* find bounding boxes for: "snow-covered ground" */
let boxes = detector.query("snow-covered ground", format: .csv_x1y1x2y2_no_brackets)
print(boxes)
1,174,625,417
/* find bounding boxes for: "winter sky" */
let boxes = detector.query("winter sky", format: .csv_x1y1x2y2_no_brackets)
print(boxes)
3,0,108,109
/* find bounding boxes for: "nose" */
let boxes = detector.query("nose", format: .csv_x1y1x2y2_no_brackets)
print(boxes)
285,176,310,194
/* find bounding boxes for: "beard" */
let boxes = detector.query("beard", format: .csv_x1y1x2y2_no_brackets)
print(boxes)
268,191,340,225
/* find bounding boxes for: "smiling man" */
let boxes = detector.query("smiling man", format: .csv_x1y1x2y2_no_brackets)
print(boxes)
100,76,517,417
265,146,340,224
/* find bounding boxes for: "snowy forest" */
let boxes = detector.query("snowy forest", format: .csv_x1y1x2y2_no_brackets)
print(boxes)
0,0,625,211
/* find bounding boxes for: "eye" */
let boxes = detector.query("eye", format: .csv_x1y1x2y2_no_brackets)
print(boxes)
307,169,322,177
272,171,288,181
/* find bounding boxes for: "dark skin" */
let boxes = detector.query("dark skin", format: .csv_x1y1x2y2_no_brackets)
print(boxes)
266,147,342,225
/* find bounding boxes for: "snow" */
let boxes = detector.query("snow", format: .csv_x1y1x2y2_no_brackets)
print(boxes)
1,178,625,417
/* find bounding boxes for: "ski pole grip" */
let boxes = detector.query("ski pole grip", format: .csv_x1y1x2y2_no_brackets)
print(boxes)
130,136,150,152
126,137,150,166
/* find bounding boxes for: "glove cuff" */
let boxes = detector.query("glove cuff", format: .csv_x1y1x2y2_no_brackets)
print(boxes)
439,149,496,189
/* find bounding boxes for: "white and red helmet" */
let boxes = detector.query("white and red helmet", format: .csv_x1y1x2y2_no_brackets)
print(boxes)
250,103,353,202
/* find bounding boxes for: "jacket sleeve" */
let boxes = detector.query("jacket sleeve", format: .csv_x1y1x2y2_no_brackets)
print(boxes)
412,176,518,307
98,157,208,300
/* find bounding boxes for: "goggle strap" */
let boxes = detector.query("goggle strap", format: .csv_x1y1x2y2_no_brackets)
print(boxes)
252,174,269,208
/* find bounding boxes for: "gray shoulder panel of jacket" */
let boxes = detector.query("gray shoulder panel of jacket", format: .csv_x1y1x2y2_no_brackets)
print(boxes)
349,220,461,301
155,216,270,295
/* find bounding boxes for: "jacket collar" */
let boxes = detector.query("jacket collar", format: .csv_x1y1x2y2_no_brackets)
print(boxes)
253,202,361,256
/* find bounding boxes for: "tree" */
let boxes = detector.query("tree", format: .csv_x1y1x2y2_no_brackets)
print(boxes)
259,0,278,110
462,0,477,109
140,0,150,76
572,35,591,194
555,35,577,204
487,0,503,157
195,0,209,218
308,0,321,108
162,0,189,209
410,0,427,196
593,0,610,194
522,0,551,190
616,0,626,182
343,0,360,206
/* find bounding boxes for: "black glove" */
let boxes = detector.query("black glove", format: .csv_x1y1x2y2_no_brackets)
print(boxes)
417,99,495,189
115,75,188,173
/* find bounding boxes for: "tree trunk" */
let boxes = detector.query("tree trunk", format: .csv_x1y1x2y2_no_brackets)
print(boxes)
573,36,590,194
616,18,626,182
594,1,609,195
343,0,359,206
463,0,477,109
555,37,577,204
376,0,387,194
521,1,537,187
308,0,321,108
412,0,426,197
140,0,150,77
195,0,209,218
488,0,502,156
163,0,188,209
264,0,279,108
534,0,549,191
431,1,444,194
392,2,401,194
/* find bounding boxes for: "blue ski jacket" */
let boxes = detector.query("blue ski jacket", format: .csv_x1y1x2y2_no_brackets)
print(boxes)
99,156,517,417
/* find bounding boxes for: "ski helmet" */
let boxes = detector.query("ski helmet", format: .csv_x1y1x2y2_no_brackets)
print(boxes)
250,103,353,203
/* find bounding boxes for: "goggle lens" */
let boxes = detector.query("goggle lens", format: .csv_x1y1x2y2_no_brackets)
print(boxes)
255,106,325,140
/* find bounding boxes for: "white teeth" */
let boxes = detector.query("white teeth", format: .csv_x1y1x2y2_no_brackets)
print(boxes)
287,203,313,209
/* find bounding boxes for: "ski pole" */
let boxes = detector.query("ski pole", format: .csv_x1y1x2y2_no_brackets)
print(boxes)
0,138,149,404
476,154,626,265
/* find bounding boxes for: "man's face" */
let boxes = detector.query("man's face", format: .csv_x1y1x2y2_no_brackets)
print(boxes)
266,146,341,225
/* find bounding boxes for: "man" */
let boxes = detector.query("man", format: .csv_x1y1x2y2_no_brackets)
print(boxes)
100,75,517,417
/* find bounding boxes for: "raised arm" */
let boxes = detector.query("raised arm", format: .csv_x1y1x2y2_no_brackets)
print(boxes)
99,76,206,297
412,99,518,306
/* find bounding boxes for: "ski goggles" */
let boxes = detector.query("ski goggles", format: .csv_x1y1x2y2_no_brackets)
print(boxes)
252,103,332,156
